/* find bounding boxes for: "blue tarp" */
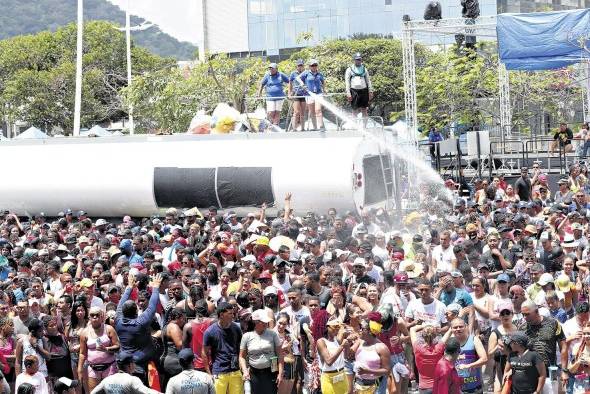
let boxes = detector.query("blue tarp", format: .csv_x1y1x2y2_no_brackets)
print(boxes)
497,9,590,71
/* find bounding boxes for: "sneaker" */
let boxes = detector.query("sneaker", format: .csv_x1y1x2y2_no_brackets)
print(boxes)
318,126,326,132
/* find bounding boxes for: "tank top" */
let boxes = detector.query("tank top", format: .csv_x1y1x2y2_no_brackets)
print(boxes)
456,335,482,391
191,318,213,370
472,293,490,331
318,338,345,372
355,343,381,380
184,301,197,319
87,331,115,365
22,337,48,376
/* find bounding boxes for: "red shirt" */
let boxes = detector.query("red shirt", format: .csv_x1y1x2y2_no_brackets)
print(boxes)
191,318,213,370
414,342,445,389
433,357,462,394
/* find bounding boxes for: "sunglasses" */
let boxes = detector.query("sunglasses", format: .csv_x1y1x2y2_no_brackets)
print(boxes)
500,310,512,316
89,313,100,318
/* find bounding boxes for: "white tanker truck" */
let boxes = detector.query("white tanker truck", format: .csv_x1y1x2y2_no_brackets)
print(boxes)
0,131,397,217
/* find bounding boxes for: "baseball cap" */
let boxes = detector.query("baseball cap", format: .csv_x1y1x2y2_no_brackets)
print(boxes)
178,348,195,363
80,278,94,288
572,223,584,231
538,273,554,286
393,273,409,283
477,262,490,270
268,62,278,69
496,300,513,313
251,309,271,323
263,286,278,296
353,52,362,60
466,223,478,233
296,59,304,66
450,270,463,278
308,59,318,66
497,273,510,283
555,274,571,292
94,218,108,227
392,252,404,260
353,257,366,267
259,271,272,280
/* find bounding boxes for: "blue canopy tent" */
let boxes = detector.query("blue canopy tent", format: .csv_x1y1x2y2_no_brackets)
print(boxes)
497,9,590,71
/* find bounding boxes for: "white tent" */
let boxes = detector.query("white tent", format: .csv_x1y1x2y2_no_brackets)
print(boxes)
15,127,49,140
81,125,112,137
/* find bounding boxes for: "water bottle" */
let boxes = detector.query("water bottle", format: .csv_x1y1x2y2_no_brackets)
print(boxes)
244,380,251,394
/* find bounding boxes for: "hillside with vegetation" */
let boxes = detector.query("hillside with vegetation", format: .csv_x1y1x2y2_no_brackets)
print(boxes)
0,0,197,59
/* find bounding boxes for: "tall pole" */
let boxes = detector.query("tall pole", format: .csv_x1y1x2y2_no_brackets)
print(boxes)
126,0,134,135
73,0,83,136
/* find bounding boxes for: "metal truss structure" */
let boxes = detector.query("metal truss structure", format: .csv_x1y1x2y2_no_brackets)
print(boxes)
401,16,513,141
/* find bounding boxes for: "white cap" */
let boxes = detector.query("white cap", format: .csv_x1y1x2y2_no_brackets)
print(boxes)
296,234,307,243
335,249,350,258
251,309,271,323
263,286,278,296
538,273,554,286
241,255,256,263
353,257,366,267
95,219,108,226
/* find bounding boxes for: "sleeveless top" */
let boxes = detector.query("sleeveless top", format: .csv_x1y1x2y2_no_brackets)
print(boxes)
184,301,197,319
87,330,115,365
492,327,510,380
318,338,345,372
22,337,48,376
355,342,381,380
191,318,213,370
472,294,491,332
456,335,482,391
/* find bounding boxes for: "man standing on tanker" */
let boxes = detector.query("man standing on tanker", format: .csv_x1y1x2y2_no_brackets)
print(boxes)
345,53,374,120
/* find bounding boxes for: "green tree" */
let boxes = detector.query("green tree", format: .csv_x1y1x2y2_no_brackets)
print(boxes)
414,45,498,131
123,54,265,133
284,38,429,121
0,21,173,133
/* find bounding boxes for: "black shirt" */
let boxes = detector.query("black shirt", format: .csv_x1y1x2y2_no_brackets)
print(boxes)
518,316,565,367
514,177,532,202
554,128,573,146
509,350,542,394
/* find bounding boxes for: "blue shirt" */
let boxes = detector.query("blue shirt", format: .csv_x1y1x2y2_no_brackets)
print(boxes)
115,287,159,372
289,71,307,96
203,322,242,375
440,287,473,307
429,130,443,143
261,72,289,100
300,70,325,94
550,307,568,323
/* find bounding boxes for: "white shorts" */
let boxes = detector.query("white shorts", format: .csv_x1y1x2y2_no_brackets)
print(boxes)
305,94,322,104
266,99,284,112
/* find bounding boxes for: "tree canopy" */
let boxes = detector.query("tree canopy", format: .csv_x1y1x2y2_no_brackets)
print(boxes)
0,21,173,133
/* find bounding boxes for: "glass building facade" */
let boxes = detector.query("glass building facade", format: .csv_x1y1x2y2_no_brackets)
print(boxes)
246,0,498,57
498,0,590,13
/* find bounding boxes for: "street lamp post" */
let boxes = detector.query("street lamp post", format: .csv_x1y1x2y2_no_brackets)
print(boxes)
73,0,83,136
125,0,134,135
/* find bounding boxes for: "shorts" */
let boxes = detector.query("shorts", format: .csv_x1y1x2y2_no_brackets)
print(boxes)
87,361,117,380
390,352,406,367
305,95,322,104
320,370,349,394
266,99,284,112
344,359,355,375
292,96,306,103
350,88,369,110
284,362,296,380
214,370,243,394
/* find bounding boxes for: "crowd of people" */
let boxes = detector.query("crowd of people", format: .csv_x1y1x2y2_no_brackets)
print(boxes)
5,160,590,394
257,53,374,130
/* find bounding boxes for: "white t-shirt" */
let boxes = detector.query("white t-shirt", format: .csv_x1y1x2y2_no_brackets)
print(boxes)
15,372,49,394
166,369,215,394
431,245,455,272
563,316,583,358
280,305,311,334
381,288,415,317
405,298,447,327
